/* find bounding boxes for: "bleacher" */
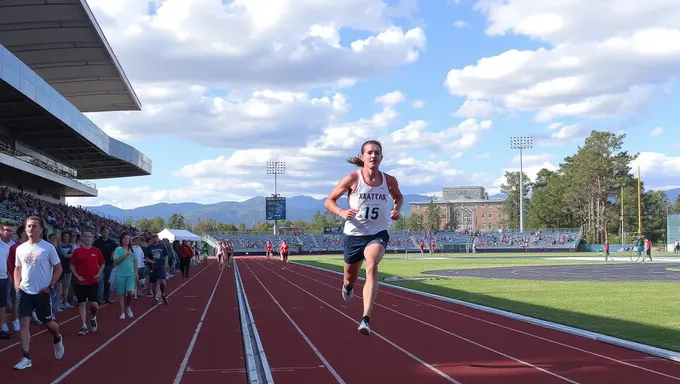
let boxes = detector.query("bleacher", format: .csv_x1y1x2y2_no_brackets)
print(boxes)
202,229,581,255
1,186,145,238
473,230,580,252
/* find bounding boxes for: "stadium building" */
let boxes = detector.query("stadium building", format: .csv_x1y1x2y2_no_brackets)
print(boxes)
409,186,505,231
0,1,150,206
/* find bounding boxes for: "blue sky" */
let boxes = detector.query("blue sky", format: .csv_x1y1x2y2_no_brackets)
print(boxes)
68,0,680,209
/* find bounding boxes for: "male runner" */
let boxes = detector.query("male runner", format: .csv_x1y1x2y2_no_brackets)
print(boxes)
13,216,65,370
144,234,169,305
70,231,105,335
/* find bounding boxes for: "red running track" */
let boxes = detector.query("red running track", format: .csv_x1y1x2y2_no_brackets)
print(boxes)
238,257,680,384
2,255,680,383
0,259,247,383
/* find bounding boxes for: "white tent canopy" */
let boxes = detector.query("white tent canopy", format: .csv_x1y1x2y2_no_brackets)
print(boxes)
157,228,201,242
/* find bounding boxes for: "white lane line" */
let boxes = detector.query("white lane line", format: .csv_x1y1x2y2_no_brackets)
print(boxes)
252,261,461,384
173,267,224,383
283,264,578,383
296,263,680,381
242,261,345,383
50,262,216,384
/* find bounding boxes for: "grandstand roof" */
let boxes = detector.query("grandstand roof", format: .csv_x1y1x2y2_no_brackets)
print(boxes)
0,0,141,113
1,44,151,179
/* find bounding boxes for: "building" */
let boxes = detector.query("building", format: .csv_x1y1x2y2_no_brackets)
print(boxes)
0,1,151,204
409,186,505,231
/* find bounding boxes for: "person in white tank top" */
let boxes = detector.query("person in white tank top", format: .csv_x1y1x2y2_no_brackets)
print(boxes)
324,140,404,336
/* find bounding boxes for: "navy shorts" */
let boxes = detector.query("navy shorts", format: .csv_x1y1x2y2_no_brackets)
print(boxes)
343,230,390,264
149,269,167,283
0,279,8,308
17,289,53,323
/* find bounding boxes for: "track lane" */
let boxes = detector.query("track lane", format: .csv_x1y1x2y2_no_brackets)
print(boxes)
45,261,218,384
292,261,680,383
1,262,213,382
238,259,344,383
252,259,577,383
242,258,463,383
178,265,246,384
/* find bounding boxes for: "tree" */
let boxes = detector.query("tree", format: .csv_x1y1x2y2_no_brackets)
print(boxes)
193,218,220,234
135,216,165,233
559,130,637,243
307,210,341,233
526,169,574,230
166,213,189,230
642,190,670,243
500,170,532,230
425,201,442,231
671,195,680,213
406,211,424,232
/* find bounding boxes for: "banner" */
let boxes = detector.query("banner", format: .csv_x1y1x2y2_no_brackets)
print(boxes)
265,196,286,220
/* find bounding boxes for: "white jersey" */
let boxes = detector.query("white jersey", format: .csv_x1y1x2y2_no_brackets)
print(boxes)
343,170,390,236
15,239,60,295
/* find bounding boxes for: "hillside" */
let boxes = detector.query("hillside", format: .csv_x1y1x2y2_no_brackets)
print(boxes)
87,194,436,226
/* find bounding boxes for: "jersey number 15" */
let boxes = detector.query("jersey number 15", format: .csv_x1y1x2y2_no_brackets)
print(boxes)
363,206,379,220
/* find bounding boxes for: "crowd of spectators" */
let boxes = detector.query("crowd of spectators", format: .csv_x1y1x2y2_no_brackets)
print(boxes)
0,187,147,240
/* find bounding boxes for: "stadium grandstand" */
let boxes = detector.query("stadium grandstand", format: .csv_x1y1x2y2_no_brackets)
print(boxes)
203,228,582,256
0,0,151,236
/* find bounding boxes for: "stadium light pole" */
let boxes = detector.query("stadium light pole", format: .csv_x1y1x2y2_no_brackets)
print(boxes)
266,161,286,235
510,136,533,233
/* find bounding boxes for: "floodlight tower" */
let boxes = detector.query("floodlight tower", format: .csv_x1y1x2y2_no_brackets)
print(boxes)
266,161,286,235
510,136,533,233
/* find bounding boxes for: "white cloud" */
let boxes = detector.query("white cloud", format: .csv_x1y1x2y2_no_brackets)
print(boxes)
91,86,348,148
454,99,503,118
475,0,680,44
651,126,664,136
87,0,427,90
375,90,406,107
384,118,493,151
630,152,680,190
411,99,426,108
445,1,680,123
453,20,471,28
511,153,553,165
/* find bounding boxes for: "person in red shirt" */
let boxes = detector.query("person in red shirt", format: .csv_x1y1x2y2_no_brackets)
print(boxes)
70,231,104,336
265,240,273,263
430,240,436,254
279,239,289,270
178,240,193,278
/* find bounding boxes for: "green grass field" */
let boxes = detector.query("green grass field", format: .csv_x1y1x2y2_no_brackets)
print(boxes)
292,253,680,352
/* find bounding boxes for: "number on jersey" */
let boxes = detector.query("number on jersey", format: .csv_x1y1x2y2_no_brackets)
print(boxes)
362,206,379,220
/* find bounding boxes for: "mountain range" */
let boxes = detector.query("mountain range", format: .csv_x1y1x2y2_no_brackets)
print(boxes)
86,194,445,226
86,188,680,227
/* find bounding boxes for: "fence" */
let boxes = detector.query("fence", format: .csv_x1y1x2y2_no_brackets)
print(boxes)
669,213,680,251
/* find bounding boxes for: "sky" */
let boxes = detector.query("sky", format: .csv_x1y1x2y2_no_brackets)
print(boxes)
66,0,680,210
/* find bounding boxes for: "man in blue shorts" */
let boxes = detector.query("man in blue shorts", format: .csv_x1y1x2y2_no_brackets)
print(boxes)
144,234,169,305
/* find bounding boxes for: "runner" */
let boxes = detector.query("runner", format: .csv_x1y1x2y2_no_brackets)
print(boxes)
69,231,105,334
324,140,403,336
265,240,273,263
144,234,169,306
279,239,289,270
12,216,65,370
215,240,225,270
225,240,233,268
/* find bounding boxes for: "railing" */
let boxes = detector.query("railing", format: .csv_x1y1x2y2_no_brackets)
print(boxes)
0,142,97,189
